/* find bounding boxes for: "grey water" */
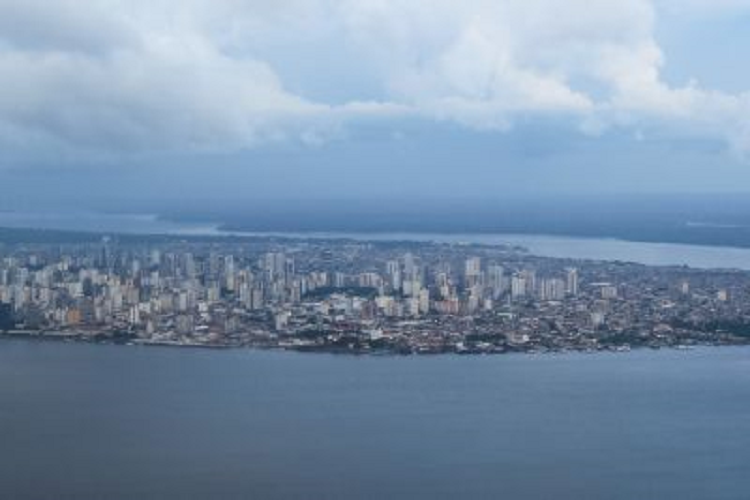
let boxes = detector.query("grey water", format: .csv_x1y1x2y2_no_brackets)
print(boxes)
3,211,750,270
1,339,749,499
218,231,750,270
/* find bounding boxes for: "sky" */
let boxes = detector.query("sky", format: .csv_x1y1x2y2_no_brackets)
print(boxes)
1,0,750,208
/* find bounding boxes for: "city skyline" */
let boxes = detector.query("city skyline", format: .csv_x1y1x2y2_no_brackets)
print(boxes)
2,233,748,354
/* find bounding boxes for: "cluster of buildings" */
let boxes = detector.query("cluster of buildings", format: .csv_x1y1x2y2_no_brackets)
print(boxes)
1,235,750,353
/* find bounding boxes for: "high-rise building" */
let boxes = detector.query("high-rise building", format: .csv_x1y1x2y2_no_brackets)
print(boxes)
566,268,579,296
511,275,527,300
464,257,482,288
386,260,402,292
488,264,505,298
539,278,566,301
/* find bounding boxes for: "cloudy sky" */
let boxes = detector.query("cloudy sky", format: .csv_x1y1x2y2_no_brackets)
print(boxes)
1,0,750,207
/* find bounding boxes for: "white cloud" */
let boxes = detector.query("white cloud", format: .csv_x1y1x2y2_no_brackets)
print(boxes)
0,0,749,162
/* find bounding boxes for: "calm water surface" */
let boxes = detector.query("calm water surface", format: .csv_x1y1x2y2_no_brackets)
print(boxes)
1,340,749,499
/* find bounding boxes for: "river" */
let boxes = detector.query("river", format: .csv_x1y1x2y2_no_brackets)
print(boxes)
2,211,750,270
1,340,748,499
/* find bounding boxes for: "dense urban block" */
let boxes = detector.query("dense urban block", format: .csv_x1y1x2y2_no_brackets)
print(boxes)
2,235,750,354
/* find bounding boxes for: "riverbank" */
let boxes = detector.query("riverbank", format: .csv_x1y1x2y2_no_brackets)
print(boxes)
5,209,750,269
3,329,747,356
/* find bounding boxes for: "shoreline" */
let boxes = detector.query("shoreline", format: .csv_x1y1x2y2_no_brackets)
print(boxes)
214,224,750,251
3,330,746,357
5,220,750,270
